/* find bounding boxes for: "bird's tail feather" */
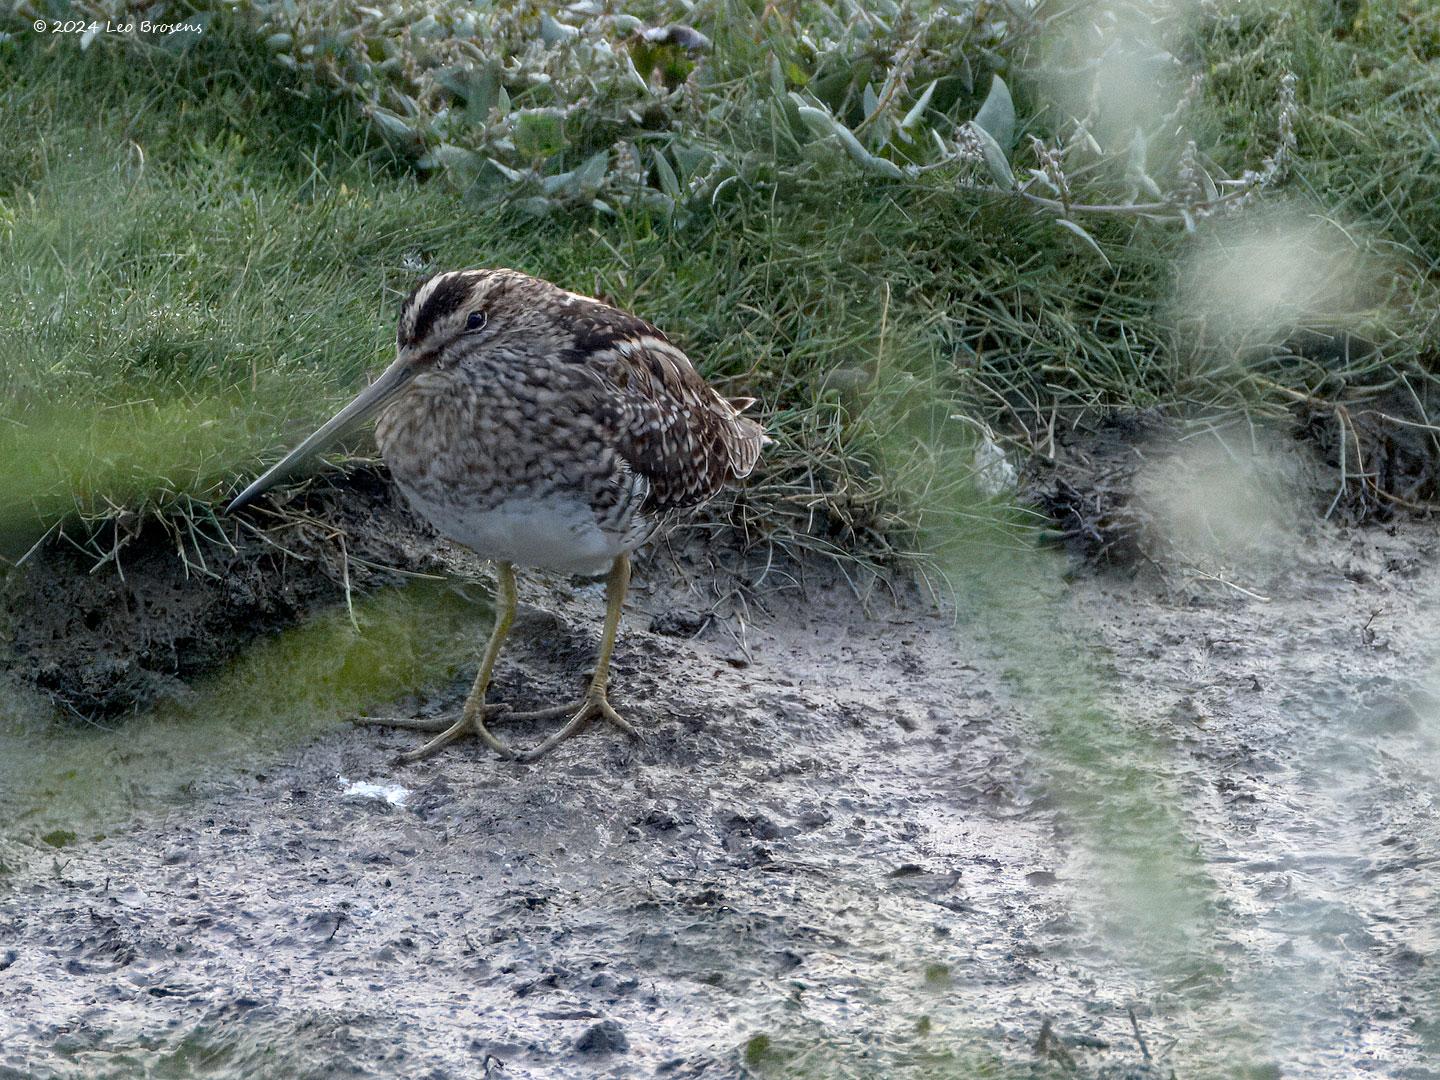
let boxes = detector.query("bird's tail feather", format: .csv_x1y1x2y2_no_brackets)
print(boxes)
725,411,768,478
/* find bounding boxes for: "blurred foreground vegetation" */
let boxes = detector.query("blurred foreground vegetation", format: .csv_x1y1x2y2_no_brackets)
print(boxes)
0,0,1437,562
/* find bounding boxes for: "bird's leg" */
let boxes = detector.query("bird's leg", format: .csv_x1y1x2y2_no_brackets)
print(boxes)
514,553,638,763
355,557,636,764
357,562,524,762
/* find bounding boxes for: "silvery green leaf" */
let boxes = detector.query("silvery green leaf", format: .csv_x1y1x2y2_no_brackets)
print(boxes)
955,51,974,93
653,150,681,200
487,158,527,183
79,24,99,50
496,87,511,116
514,196,552,216
369,108,416,141
973,74,1015,150
794,104,834,137
850,147,904,180
417,143,480,172
541,14,579,44
613,15,642,33
769,55,785,98
542,169,575,195
1055,218,1112,268
435,65,473,100
901,79,937,129
968,121,1015,189
672,142,709,174
862,82,880,119
795,106,904,179
264,32,292,50
574,149,610,191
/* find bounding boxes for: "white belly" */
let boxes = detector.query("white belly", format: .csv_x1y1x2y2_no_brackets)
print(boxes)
398,487,629,576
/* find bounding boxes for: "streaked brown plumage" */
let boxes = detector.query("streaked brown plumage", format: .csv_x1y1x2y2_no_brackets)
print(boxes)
375,269,763,576
227,268,766,763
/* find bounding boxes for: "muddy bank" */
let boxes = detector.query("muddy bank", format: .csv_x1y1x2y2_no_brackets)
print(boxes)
1,468,441,719
0,555,1121,1078
2,428,1440,1076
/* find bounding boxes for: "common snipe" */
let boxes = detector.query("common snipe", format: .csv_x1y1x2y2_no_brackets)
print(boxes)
228,269,766,763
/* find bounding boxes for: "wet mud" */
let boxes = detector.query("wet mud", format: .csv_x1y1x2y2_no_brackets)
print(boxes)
3,433,1440,1077
2,468,440,719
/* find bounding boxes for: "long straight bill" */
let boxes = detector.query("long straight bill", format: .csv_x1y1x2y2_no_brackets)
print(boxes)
225,360,414,514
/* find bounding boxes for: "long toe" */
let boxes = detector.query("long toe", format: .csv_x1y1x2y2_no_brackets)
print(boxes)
353,703,510,732
394,713,518,764
594,695,640,740
508,691,640,763
501,699,587,723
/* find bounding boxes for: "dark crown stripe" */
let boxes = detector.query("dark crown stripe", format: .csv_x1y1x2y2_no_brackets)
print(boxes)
405,273,476,347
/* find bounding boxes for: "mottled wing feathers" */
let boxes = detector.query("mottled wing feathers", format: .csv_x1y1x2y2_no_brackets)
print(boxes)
559,295,669,358
569,312,765,513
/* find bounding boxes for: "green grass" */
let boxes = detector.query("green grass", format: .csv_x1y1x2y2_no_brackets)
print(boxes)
0,0,1437,562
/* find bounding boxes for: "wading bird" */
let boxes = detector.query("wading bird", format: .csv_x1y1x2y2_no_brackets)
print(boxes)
227,269,765,763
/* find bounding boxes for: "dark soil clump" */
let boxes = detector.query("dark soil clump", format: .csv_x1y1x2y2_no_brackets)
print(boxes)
1027,399,1440,573
1293,382,1440,523
1023,410,1173,570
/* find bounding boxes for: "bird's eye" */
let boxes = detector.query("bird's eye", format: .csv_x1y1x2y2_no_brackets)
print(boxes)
466,310,487,331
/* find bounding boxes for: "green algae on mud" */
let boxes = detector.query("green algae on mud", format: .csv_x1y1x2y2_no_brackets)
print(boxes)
0,579,489,842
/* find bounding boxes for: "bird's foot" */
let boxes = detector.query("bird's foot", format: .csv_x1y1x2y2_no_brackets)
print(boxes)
354,688,634,765
353,704,523,764
511,686,638,764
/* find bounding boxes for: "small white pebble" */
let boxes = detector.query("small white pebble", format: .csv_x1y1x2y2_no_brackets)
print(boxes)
339,777,412,807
